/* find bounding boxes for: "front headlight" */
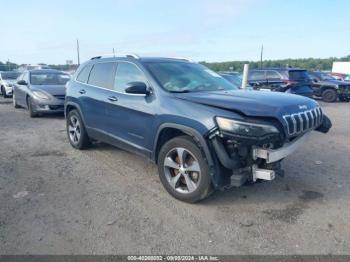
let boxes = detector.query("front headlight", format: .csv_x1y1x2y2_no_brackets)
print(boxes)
216,117,279,137
5,83,13,87
32,90,50,100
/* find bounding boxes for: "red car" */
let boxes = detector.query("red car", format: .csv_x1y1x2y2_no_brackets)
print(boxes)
331,72,350,82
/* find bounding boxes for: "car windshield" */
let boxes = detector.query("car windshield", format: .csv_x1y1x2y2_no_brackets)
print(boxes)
145,62,237,92
30,72,70,85
220,74,242,87
318,73,336,81
1,72,21,80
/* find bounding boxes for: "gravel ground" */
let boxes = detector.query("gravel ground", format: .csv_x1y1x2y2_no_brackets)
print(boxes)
0,96,349,255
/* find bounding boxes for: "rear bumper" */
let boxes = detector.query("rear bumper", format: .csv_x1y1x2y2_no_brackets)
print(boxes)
3,85,13,95
252,132,310,164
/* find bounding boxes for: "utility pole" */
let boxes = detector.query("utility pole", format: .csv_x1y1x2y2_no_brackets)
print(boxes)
113,48,115,57
76,39,80,66
260,45,263,69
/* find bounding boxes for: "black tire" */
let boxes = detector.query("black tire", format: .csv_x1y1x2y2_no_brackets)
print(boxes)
66,109,91,149
13,93,20,108
157,135,212,203
322,89,337,103
27,96,38,117
1,86,8,98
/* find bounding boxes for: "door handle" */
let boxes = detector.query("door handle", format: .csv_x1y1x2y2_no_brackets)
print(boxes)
79,89,86,94
107,96,118,102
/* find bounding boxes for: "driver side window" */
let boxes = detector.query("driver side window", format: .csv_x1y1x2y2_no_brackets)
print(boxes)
114,62,147,93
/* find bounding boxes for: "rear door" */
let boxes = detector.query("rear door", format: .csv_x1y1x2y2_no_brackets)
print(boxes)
83,62,117,132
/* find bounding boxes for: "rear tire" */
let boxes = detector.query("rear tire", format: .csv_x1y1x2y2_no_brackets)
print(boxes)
322,89,337,103
157,135,212,203
66,109,91,149
27,96,38,117
1,86,8,98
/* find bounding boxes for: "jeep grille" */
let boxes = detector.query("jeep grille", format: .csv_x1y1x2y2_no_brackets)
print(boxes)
283,107,323,136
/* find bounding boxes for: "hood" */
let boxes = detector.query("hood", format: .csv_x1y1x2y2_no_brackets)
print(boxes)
30,85,66,96
3,79,17,85
174,90,319,119
319,79,350,87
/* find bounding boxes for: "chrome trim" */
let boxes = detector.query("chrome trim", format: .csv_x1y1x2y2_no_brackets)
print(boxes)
282,107,322,136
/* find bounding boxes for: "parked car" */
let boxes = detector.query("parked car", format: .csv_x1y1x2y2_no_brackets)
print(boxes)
65,55,331,203
308,71,350,102
13,69,70,117
248,68,314,97
330,72,350,82
218,71,242,87
0,71,21,98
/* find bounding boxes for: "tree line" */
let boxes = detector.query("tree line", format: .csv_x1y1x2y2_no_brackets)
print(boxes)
202,55,350,72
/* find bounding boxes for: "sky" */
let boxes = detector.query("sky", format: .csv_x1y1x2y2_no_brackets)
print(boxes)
0,0,349,64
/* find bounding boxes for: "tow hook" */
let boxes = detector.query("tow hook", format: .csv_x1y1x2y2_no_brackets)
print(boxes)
252,165,275,182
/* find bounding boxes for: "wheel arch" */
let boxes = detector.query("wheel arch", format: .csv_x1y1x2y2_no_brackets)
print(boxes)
152,123,214,167
65,101,87,125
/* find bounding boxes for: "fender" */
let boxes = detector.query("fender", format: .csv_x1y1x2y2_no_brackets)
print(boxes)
64,101,87,126
152,123,225,188
152,123,213,165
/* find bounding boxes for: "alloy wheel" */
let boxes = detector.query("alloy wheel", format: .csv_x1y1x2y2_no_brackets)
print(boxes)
68,115,81,145
163,147,201,194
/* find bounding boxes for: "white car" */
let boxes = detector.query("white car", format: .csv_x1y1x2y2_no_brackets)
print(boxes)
0,71,21,98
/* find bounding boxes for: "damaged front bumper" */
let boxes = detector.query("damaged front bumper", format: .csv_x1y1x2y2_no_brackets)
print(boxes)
210,114,332,187
252,132,310,164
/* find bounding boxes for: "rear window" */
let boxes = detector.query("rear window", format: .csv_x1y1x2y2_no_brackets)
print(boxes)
288,70,309,80
249,71,265,81
266,70,281,80
76,64,93,83
87,62,116,89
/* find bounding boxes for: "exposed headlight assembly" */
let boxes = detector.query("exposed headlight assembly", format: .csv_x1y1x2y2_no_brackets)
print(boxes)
216,117,279,137
32,90,50,100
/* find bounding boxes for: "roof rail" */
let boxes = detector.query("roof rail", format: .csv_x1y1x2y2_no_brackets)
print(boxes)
169,57,194,63
90,53,140,60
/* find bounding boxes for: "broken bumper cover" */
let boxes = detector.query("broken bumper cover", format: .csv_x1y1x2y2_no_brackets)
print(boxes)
253,132,310,164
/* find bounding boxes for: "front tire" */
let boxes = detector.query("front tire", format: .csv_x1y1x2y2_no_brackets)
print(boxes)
27,96,38,117
157,135,212,203
13,93,20,108
322,89,337,103
66,109,91,149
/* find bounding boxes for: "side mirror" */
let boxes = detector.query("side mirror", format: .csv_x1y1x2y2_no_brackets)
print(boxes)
125,82,150,95
17,80,27,85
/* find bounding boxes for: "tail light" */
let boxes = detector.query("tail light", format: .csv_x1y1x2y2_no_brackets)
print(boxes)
282,80,298,85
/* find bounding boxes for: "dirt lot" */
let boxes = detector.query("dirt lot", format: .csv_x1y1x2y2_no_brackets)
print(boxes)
0,96,349,255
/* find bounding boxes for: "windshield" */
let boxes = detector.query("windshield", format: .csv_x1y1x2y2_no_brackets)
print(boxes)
30,72,70,85
318,73,336,81
1,72,20,80
220,74,242,87
145,62,238,92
